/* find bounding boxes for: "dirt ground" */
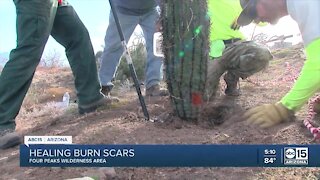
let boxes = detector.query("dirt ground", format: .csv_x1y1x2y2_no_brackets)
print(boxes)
0,44,320,180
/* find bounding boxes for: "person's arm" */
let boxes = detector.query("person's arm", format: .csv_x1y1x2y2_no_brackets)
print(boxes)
280,38,320,111
243,38,320,128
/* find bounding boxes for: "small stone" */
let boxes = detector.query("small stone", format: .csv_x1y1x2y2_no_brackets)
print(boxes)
25,169,33,175
0,157,8,162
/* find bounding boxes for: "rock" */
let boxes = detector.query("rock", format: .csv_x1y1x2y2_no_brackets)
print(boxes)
82,168,117,180
99,167,117,179
0,156,8,162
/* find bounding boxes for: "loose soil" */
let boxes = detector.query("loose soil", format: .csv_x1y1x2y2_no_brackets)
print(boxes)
0,44,319,180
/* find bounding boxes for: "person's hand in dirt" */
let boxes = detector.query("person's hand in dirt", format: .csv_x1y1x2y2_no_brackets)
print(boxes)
243,103,294,128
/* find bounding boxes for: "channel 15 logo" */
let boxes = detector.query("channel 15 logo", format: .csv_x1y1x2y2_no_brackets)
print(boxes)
284,147,308,165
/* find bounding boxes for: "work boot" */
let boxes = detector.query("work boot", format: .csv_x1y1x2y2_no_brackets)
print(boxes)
224,73,240,96
0,128,21,150
145,84,168,97
101,85,113,96
78,96,120,114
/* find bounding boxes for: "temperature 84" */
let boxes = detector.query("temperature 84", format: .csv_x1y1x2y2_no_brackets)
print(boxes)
264,157,276,164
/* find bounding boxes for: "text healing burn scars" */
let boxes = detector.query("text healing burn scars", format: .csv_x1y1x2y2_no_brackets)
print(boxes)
29,148,135,158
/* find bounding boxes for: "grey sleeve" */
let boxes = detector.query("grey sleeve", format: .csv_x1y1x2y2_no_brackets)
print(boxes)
287,0,320,46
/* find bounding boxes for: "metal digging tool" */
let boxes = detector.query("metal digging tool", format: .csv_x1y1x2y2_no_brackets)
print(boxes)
108,0,150,120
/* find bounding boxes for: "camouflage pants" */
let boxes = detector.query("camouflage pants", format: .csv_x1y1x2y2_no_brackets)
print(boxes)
206,41,273,100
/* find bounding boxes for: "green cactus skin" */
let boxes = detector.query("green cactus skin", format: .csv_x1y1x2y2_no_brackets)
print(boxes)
161,0,209,120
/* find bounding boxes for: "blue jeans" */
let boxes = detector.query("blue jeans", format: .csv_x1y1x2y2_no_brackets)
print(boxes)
99,8,163,89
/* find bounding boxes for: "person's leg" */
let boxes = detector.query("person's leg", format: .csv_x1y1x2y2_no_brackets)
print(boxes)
0,0,51,128
206,59,226,101
222,41,272,95
0,0,52,149
50,5,103,107
206,41,272,100
139,9,163,89
99,11,139,91
224,71,240,96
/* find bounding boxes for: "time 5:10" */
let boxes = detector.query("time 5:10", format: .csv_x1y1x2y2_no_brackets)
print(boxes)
264,149,276,155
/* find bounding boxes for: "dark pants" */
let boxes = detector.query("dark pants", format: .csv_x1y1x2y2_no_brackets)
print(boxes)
0,0,103,130
206,41,273,100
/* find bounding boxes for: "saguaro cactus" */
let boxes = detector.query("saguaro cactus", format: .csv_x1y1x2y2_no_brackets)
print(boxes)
161,0,209,120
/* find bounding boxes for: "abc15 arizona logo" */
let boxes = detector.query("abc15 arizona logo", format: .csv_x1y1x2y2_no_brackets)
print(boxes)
284,147,308,165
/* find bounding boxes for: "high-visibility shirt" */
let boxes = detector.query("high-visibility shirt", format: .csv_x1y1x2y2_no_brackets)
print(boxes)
280,0,320,111
208,0,245,58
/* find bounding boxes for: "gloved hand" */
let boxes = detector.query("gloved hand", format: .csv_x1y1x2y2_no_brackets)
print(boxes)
243,102,294,128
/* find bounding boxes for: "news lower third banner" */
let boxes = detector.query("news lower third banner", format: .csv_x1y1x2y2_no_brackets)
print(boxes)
20,144,320,167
